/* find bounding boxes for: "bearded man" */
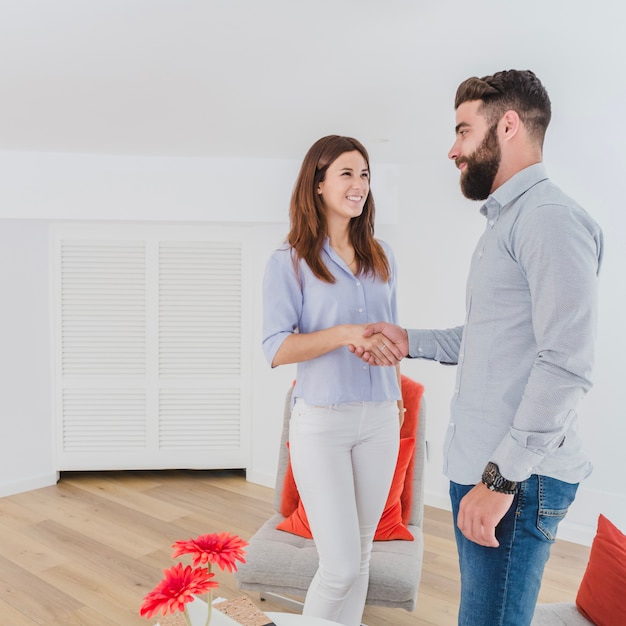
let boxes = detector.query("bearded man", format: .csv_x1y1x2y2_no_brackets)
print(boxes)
351,70,604,626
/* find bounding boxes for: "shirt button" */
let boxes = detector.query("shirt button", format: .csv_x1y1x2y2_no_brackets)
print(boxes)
358,308,363,313
489,220,495,226
362,365,367,370
355,281,361,286
418,347,424,353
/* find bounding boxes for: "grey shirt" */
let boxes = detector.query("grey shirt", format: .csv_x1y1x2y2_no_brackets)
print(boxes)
408,163,603,484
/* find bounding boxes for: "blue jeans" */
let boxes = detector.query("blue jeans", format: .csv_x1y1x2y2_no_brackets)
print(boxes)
450,475,578,626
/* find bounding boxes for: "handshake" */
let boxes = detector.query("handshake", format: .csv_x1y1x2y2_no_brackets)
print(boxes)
349,321,409,366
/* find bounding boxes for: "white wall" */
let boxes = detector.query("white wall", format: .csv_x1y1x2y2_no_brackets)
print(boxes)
0,152,399,225
0,221,56,496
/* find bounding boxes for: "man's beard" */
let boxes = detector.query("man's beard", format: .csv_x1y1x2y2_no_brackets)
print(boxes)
457,124,501,201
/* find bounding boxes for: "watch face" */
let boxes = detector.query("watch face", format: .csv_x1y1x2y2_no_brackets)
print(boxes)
484,462,498,484
482,462,517,493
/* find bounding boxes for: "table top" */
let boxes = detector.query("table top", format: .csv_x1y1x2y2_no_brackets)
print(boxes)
156,599,342,626
266,612,342,626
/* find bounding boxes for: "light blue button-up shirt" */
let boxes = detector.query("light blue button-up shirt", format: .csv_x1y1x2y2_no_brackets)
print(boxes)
408,163,603,484
263,238,401,405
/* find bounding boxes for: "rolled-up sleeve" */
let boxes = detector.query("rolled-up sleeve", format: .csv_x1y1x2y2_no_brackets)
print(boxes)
262,249,302,367
407,326,463,363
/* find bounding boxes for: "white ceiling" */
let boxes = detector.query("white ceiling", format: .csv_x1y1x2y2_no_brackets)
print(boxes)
0,0,429,162
1,1,623,164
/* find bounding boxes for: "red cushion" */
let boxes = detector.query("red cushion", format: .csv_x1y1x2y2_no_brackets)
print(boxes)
279,375,424,523
280,450,300,518
576,514,626,626
398,376,423,524
278,376,423,541
277,437,416,541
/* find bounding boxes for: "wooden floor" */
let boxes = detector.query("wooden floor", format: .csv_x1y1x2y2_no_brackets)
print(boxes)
0,470,590,626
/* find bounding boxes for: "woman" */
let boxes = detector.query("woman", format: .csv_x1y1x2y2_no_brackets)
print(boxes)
262,135,404,626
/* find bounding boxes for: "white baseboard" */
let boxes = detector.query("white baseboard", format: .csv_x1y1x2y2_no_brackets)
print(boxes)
424,490,452,512
245,468,274,489
557,520,594,547
0,472,59,498
560,485,626,547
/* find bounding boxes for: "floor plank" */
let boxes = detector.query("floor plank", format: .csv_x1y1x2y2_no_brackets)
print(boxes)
0,470,589,626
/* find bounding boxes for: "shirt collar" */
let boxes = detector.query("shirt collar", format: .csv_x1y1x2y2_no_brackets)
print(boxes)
480,162,549,220
322,237,346,270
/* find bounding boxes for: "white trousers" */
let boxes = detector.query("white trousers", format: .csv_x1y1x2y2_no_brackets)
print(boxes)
289,399,400,626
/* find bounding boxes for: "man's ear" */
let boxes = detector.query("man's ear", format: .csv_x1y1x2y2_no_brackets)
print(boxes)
501,110,521,140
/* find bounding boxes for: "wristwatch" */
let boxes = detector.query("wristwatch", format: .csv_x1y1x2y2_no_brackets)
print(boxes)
481,462,518,494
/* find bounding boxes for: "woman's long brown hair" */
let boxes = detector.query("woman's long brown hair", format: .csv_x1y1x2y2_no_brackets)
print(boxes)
287,135,390,283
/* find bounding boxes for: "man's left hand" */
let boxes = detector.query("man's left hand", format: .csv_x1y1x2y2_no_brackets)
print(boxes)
457,483,514,548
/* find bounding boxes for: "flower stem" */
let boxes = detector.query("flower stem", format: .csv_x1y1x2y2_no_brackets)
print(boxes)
183,605,193,626
204,589,213,626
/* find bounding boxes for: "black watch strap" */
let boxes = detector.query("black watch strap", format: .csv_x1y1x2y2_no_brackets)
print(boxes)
481,462,518,494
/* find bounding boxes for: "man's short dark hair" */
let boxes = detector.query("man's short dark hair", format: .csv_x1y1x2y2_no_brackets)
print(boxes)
455,70,552,146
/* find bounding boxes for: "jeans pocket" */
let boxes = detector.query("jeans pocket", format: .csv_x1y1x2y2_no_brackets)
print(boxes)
536,475,578,542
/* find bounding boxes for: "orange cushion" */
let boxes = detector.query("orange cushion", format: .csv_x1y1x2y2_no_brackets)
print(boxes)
280,450,300,518
280,375,423,521
397,376,424,524
277,436,415,541
278,376,423,541
576,514,626,626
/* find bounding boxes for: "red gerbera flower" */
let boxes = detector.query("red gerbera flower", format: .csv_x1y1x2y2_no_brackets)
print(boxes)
172,532,248,572
140,562,218,619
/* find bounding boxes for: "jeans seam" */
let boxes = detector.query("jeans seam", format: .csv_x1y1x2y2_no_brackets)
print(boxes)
497,480,525,626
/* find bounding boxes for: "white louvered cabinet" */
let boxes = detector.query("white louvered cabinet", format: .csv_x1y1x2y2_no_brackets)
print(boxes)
52,224,251,471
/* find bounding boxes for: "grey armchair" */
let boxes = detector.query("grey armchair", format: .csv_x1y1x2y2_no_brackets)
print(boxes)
235,377,426,616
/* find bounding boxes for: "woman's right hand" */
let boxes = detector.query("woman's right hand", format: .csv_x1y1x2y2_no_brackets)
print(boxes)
345,325,402,366
348,322,408,366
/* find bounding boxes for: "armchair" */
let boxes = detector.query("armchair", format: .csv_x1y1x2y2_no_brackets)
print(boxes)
235,376,426,617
